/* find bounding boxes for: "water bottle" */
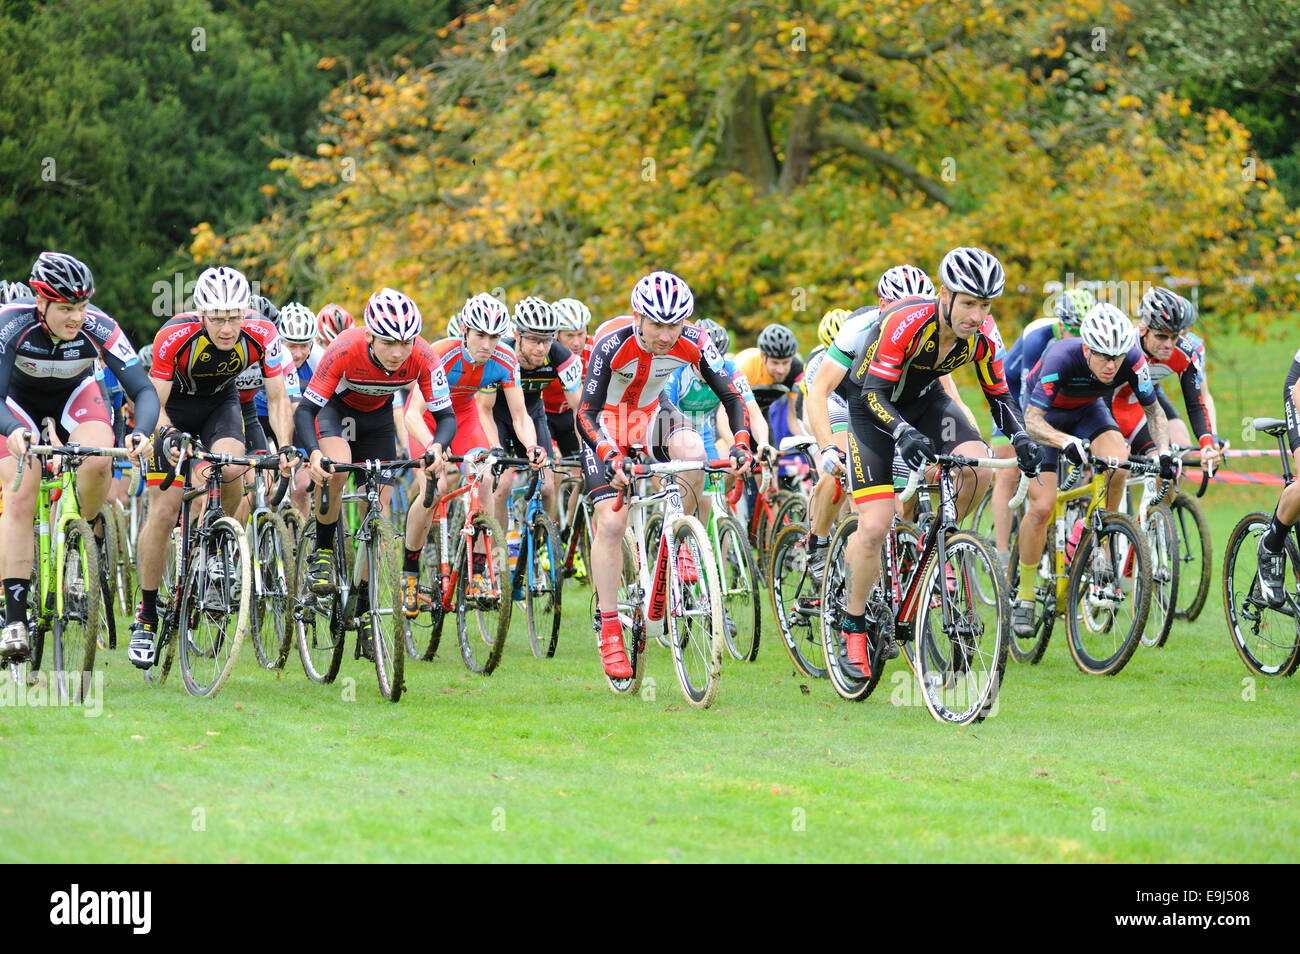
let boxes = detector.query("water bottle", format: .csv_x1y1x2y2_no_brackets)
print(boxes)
506,509,521,569
1065,518,1085,562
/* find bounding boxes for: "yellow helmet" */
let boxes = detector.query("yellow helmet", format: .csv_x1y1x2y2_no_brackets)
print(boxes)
818,308,851,349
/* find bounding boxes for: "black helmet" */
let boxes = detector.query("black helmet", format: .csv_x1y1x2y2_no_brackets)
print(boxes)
1138,287,1191,333
250,294,280,325
29,252,94,303
697,318,730,355
756,323,798,358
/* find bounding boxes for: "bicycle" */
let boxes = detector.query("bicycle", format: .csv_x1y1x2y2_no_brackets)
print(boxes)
1121,469,1181,650
819,455,1026,724
404,451,511,674
1007,451,1158,675
605,454,729,708
503,461,564,658
553,456,594,585
294,455,427,700
1222,417,1300,677
6,439,131,702
1167,442,1216,622
143,435,263,697
244,453,296,669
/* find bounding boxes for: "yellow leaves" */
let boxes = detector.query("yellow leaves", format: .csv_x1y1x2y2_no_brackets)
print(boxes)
1046,35,1066,58
258,184,276,196
188,222,220,263
316,57,338,71
316,143,337,157
1115,94,1141,110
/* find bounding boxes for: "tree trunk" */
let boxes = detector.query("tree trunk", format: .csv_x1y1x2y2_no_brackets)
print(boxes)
723,71,779,193
778,101,818,194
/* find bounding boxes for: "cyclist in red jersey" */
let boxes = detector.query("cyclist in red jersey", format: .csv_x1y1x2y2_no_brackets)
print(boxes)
295,289,454,606
545,298,595,459
580,271,754,680
130,266,297,668
400,293,545,616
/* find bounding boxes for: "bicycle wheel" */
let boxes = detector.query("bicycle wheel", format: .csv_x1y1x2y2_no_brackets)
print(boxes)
51,519,100,704
294,522,346,683
963,486,993,536
524,511,563,658
456,512,511,674
364,516,405,701
178,516,250,697
1140,504,1179,649
249,511,295,669
772,492,808,537
1171,492,1212,621
1222,512,1300,677
603,534,646,695
913,529,1007,725
280,505,304,550
821,514,886,702
768,522,827,679
111,504,137,620
666,515,724,708
94,508,119,649
1006,521,1056,664
144,529,183,687
715,513,761,661
405,519,446,661
1064,512,1151,675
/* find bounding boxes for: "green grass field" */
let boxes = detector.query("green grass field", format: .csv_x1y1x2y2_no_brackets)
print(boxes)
3,325,1299,863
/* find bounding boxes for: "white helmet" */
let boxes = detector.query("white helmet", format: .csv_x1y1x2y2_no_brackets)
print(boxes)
193,266,251,312
1079,302,1137,357
278,301,318,343
631,271,694,324
460,293,511,336
552,297,592,332
513,296,560,337
446,313,463,338
363,287,423,341
877,264,935,302
938,247,1005,300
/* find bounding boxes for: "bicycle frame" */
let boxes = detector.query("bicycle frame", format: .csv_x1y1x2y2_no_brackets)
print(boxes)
426,454,504,612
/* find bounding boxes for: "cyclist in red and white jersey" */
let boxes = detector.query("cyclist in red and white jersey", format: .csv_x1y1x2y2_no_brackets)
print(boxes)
315,302,354,350
580,270,754,680
130,266,297,668
295,289,454,608
544,297,594,460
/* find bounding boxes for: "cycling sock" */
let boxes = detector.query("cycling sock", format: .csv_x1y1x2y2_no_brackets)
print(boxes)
316,520,336,551
404,548,422,574
1017,563,1037,601
140,589,158,622
599,609,620,628
1263,512,1289,552
841,611,867,634
809,534,826,552
3,579,28,625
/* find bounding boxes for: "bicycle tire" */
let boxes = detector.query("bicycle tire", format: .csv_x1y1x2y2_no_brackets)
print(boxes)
666,515,724,708
821,514,886,702
715,512,761,661
1171,492,1212,621
249,510,295,669
294,522,346,683
1006,520,1056,664
365,516,405,701
1222,512,1300,677
913,529,1008,725
455,512,510,674
768,521,827,679
112,503,138,621
1064,512,1151,675
601,534,646,695
524,510,563,659
94,508,119,649
178,516,250,697
144,528,182,687
52,519,99,704
406,518,446,661
1140,504,1179,649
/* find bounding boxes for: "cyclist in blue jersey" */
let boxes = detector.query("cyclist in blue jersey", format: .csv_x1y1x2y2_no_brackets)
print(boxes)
275,303,325,517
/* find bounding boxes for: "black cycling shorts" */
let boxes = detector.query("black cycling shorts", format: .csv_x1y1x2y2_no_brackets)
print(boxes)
581,397,690,504
147,389,244,486
847,388,981,503
493,399,553,458
548,409,581,459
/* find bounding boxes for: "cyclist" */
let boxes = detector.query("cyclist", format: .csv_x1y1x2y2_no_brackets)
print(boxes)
316,302,354,349
985,287,1097,573
579,270,754,679
1012,301,1176,634
1255,341,1300,605
400,292,537,615
481,297,577,525
661,317,767,528
275,302,325,516
544,298,594,460
0,252,157,659
1111,287,1221,469
804,266,975,583
130,265,297,668
841,248,1042,678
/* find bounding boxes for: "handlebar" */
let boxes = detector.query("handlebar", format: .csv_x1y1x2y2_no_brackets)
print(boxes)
897,454,1030,510
610,458,735,513
10,435,133,493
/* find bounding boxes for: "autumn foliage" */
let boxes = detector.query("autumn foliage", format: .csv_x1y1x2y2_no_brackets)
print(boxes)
198,0,1300,345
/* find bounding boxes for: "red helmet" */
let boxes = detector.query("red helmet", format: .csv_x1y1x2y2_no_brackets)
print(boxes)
316,303,354,344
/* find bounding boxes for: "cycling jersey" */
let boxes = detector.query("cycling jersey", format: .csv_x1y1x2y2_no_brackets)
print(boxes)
849,300,1022,438
253,342,321,417
802,347,850,433
828,307,880,371
1025,338,1155,412
543,334,593,414
297,326,453,456
578,316,751,464
1110,333,1210,443
489,337,581,409
0,300,158,438
151,312,283,401
662,357,755,457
